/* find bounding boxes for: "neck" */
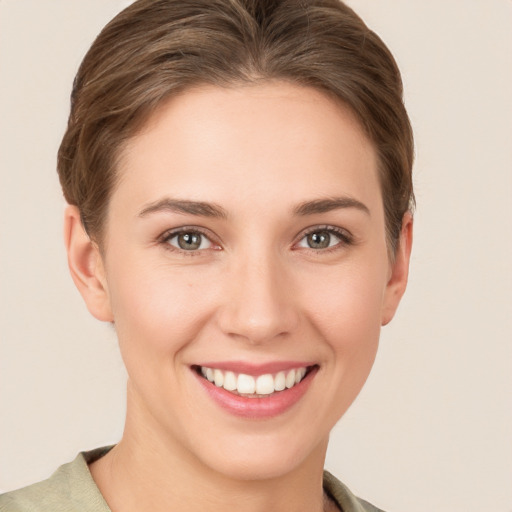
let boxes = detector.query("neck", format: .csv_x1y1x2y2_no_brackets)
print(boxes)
90,386,331,512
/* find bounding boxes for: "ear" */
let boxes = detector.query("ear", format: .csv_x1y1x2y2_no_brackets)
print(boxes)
381,213,413,326
63,205,114,322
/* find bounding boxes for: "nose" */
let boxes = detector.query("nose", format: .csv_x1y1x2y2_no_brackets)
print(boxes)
216,253,300,344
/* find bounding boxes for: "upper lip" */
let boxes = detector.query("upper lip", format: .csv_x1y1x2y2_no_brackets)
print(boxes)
193,361,316,376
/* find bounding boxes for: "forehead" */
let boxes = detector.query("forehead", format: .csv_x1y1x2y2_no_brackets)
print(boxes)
115,82,381,214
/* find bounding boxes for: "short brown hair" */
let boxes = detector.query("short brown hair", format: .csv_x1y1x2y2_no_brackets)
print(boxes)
58,0,414,252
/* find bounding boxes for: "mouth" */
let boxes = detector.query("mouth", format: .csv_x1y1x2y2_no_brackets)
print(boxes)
193,365,314,397
191,363,318,418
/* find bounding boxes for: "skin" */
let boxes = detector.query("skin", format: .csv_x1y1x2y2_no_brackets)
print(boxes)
65,82,412,512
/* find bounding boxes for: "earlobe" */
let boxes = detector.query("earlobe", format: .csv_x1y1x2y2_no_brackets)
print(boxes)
381,213,413,326
64,206,114,322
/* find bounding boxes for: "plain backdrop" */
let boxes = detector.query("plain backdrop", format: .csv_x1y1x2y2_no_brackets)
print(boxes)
1,1,511,511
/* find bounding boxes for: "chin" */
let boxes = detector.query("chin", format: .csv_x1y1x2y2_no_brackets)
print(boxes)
189,430,328,482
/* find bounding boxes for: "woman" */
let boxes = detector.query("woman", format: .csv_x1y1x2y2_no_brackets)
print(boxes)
0,1,413,511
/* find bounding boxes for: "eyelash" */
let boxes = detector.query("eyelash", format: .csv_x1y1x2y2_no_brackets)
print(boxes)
294,225,354,253
159,226,220,256
158,225,354,255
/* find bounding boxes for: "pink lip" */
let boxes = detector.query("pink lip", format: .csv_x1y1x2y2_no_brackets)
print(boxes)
193,365,318,419
195,360,315,376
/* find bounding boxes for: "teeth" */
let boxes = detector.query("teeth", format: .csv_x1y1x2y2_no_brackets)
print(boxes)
199,366,309,396
213,369,224,387
255,374,274,395
237,374,255,394
223,371,237,391
274,371,286,391
285,369,296,388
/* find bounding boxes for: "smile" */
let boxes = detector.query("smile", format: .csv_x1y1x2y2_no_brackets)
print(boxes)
198,366,309,397
192,363,318,418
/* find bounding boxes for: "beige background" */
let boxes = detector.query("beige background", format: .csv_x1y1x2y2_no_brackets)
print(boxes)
1,1,511,510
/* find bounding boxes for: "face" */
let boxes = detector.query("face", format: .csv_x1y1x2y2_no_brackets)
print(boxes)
73,82,410,481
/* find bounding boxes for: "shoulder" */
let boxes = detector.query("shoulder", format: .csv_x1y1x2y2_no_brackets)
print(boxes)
0,447,112,512
323,470,387,512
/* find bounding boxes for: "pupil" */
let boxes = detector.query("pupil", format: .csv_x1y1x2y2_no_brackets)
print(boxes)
178,232,201,250
308,231,330,249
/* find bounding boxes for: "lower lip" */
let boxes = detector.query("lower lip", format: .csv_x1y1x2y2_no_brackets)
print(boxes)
194,367,318,419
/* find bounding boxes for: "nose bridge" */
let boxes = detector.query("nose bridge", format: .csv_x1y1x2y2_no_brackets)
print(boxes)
217,246,299,344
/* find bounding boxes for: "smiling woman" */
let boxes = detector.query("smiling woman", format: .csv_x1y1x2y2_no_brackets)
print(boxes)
0,1,413,512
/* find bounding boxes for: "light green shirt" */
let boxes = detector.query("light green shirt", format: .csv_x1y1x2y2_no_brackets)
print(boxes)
0,447,385,512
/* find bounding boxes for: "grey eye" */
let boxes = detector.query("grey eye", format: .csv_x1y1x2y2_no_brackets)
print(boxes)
306,231,332,249
297,228,347,250
169,231,211,251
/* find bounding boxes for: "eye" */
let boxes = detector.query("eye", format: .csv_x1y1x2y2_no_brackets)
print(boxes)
296,227,352,250
164,229,215,251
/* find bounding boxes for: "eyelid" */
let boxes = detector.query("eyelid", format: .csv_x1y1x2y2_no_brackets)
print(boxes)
293,225,354,250
157,224,353,255
159,226,222,253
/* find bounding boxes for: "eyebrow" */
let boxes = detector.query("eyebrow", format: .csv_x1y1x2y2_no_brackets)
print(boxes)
293,196,370,216
138,198,228,219
138,196,369,219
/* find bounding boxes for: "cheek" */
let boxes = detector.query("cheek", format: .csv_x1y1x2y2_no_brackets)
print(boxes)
302,257,388,357
105,256,217,359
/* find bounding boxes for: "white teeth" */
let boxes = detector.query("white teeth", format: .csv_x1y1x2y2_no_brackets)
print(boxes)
285,369,296,388
198,366,309,396
295,367,306,384
274,371,286,391
237,374,256,394
255,374,274,395
213,369,224,387
223,371,237,391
